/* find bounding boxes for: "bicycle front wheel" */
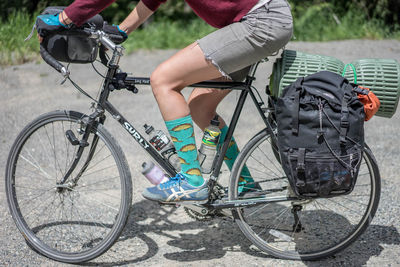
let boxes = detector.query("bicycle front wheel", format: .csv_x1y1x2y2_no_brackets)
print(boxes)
5,110,132,263
229,129,380,260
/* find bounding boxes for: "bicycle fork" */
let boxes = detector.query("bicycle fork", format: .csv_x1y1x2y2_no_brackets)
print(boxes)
57,109,104,190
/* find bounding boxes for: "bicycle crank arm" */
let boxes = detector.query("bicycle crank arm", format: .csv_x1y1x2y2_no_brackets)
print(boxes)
207,196,298,210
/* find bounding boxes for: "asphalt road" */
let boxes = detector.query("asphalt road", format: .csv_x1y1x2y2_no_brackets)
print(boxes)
1,40,400,266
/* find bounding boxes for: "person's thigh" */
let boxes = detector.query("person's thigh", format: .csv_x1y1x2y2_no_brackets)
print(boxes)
197,0,293,81
150,42,223,92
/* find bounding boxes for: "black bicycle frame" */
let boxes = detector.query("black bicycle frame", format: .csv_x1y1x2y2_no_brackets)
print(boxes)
98,61,277,183
65,60,285,209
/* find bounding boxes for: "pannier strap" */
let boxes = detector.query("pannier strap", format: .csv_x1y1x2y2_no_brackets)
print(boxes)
340,89,351,145
292,77,304,135
295,148,306,187
353,86,369,95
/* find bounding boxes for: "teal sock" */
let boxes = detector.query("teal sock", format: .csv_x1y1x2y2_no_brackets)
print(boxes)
165,115,204,187
219,126,253,183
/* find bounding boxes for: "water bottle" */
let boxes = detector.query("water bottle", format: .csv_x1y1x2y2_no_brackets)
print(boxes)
198,115,221,174
143,124,181,172
141,161,169,185
144,124,171,151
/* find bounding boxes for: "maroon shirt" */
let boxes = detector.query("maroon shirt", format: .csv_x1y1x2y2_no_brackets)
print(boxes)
65,0,259,28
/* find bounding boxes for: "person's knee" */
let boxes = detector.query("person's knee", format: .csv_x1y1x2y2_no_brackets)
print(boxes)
150,63,183,99
150,67,166,98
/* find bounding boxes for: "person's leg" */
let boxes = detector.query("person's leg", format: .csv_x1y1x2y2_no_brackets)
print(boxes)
188,88,254,189
151,41,224,184
142,42,225,203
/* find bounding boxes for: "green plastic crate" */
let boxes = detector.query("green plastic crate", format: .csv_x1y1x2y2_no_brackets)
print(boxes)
270,50,345,97
344,59,400,118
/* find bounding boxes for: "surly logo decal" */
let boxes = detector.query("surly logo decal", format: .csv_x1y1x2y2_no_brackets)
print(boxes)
124,122,150,149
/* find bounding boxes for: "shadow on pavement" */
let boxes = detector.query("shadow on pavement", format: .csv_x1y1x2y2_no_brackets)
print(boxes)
304,224,400,266
84,200,400,266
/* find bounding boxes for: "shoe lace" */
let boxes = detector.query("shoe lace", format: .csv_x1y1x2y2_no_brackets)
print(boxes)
159,173,185,190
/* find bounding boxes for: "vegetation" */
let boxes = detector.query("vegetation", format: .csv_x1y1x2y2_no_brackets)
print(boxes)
0,0,399,65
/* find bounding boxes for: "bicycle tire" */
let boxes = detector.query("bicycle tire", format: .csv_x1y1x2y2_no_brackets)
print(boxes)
229,128,380,260
5,110,132,263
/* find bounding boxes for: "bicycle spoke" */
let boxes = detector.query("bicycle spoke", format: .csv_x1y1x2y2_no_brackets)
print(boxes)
17,186,56,205
83,152,113,173
69,188,119,212
20,151,52,180
78,175,120,188
78,164,117,178
245,166,284,179
340,196,368,206
256,145,284,176
247,203,271,218
324,197,364,216
248,155,282,178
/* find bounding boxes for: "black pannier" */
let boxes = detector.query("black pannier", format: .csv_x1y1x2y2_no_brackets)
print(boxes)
41,7,103,64
275,71,365,198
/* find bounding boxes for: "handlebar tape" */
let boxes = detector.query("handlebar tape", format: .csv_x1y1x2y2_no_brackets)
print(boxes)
40,44,65,74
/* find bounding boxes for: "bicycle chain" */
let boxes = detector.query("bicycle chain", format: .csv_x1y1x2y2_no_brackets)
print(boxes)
184,207,214,221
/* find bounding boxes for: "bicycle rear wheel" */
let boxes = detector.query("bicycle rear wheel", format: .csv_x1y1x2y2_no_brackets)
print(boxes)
5,110,132,263
229,129,380,260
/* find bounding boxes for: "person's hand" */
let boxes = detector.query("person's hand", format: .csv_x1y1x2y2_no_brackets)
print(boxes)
36,13,68,41
102,23,128,44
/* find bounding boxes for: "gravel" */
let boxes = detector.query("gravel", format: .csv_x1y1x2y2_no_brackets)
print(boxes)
0,39,399,266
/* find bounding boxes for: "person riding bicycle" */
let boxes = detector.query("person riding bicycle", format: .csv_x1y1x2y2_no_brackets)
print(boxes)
36,0,293,203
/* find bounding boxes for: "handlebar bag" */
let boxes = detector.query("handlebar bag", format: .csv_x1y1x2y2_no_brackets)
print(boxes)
275,71,365,198
41,6,103,64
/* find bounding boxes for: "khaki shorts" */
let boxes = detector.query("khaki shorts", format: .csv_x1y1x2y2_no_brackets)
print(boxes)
197,0,293,81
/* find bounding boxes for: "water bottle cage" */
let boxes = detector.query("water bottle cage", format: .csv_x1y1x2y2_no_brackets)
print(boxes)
161,147,176,158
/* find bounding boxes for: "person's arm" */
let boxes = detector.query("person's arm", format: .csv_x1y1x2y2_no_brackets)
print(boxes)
63,0,162,33
118,1,155,34
38,0,165,43
64,0,115,26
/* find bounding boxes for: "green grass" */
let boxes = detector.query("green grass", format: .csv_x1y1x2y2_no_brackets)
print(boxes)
0,11,39,65
0,10,399,66
292,3,400,41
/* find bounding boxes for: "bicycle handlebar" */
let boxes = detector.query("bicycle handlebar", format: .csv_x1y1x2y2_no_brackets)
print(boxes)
39,44,70,77
39,28,124,78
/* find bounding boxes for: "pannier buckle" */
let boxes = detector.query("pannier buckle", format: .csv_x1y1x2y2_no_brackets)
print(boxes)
296,163,305,173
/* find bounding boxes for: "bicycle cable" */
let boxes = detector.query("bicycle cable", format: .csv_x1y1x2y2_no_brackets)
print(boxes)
91,62,106,78
251,85,267,108
67,76,99,104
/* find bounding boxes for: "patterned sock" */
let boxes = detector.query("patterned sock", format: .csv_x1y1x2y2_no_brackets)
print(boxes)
165,115,204,187
219,125,253,183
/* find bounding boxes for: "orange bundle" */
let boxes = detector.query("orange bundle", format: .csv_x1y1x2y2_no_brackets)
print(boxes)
353,86,380,121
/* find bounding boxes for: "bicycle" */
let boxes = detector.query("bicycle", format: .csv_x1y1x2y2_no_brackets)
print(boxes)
5,27,381,263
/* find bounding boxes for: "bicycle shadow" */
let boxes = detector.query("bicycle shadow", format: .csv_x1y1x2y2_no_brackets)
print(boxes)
303,224,400,266
83,200,400,266
82,199,264,266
